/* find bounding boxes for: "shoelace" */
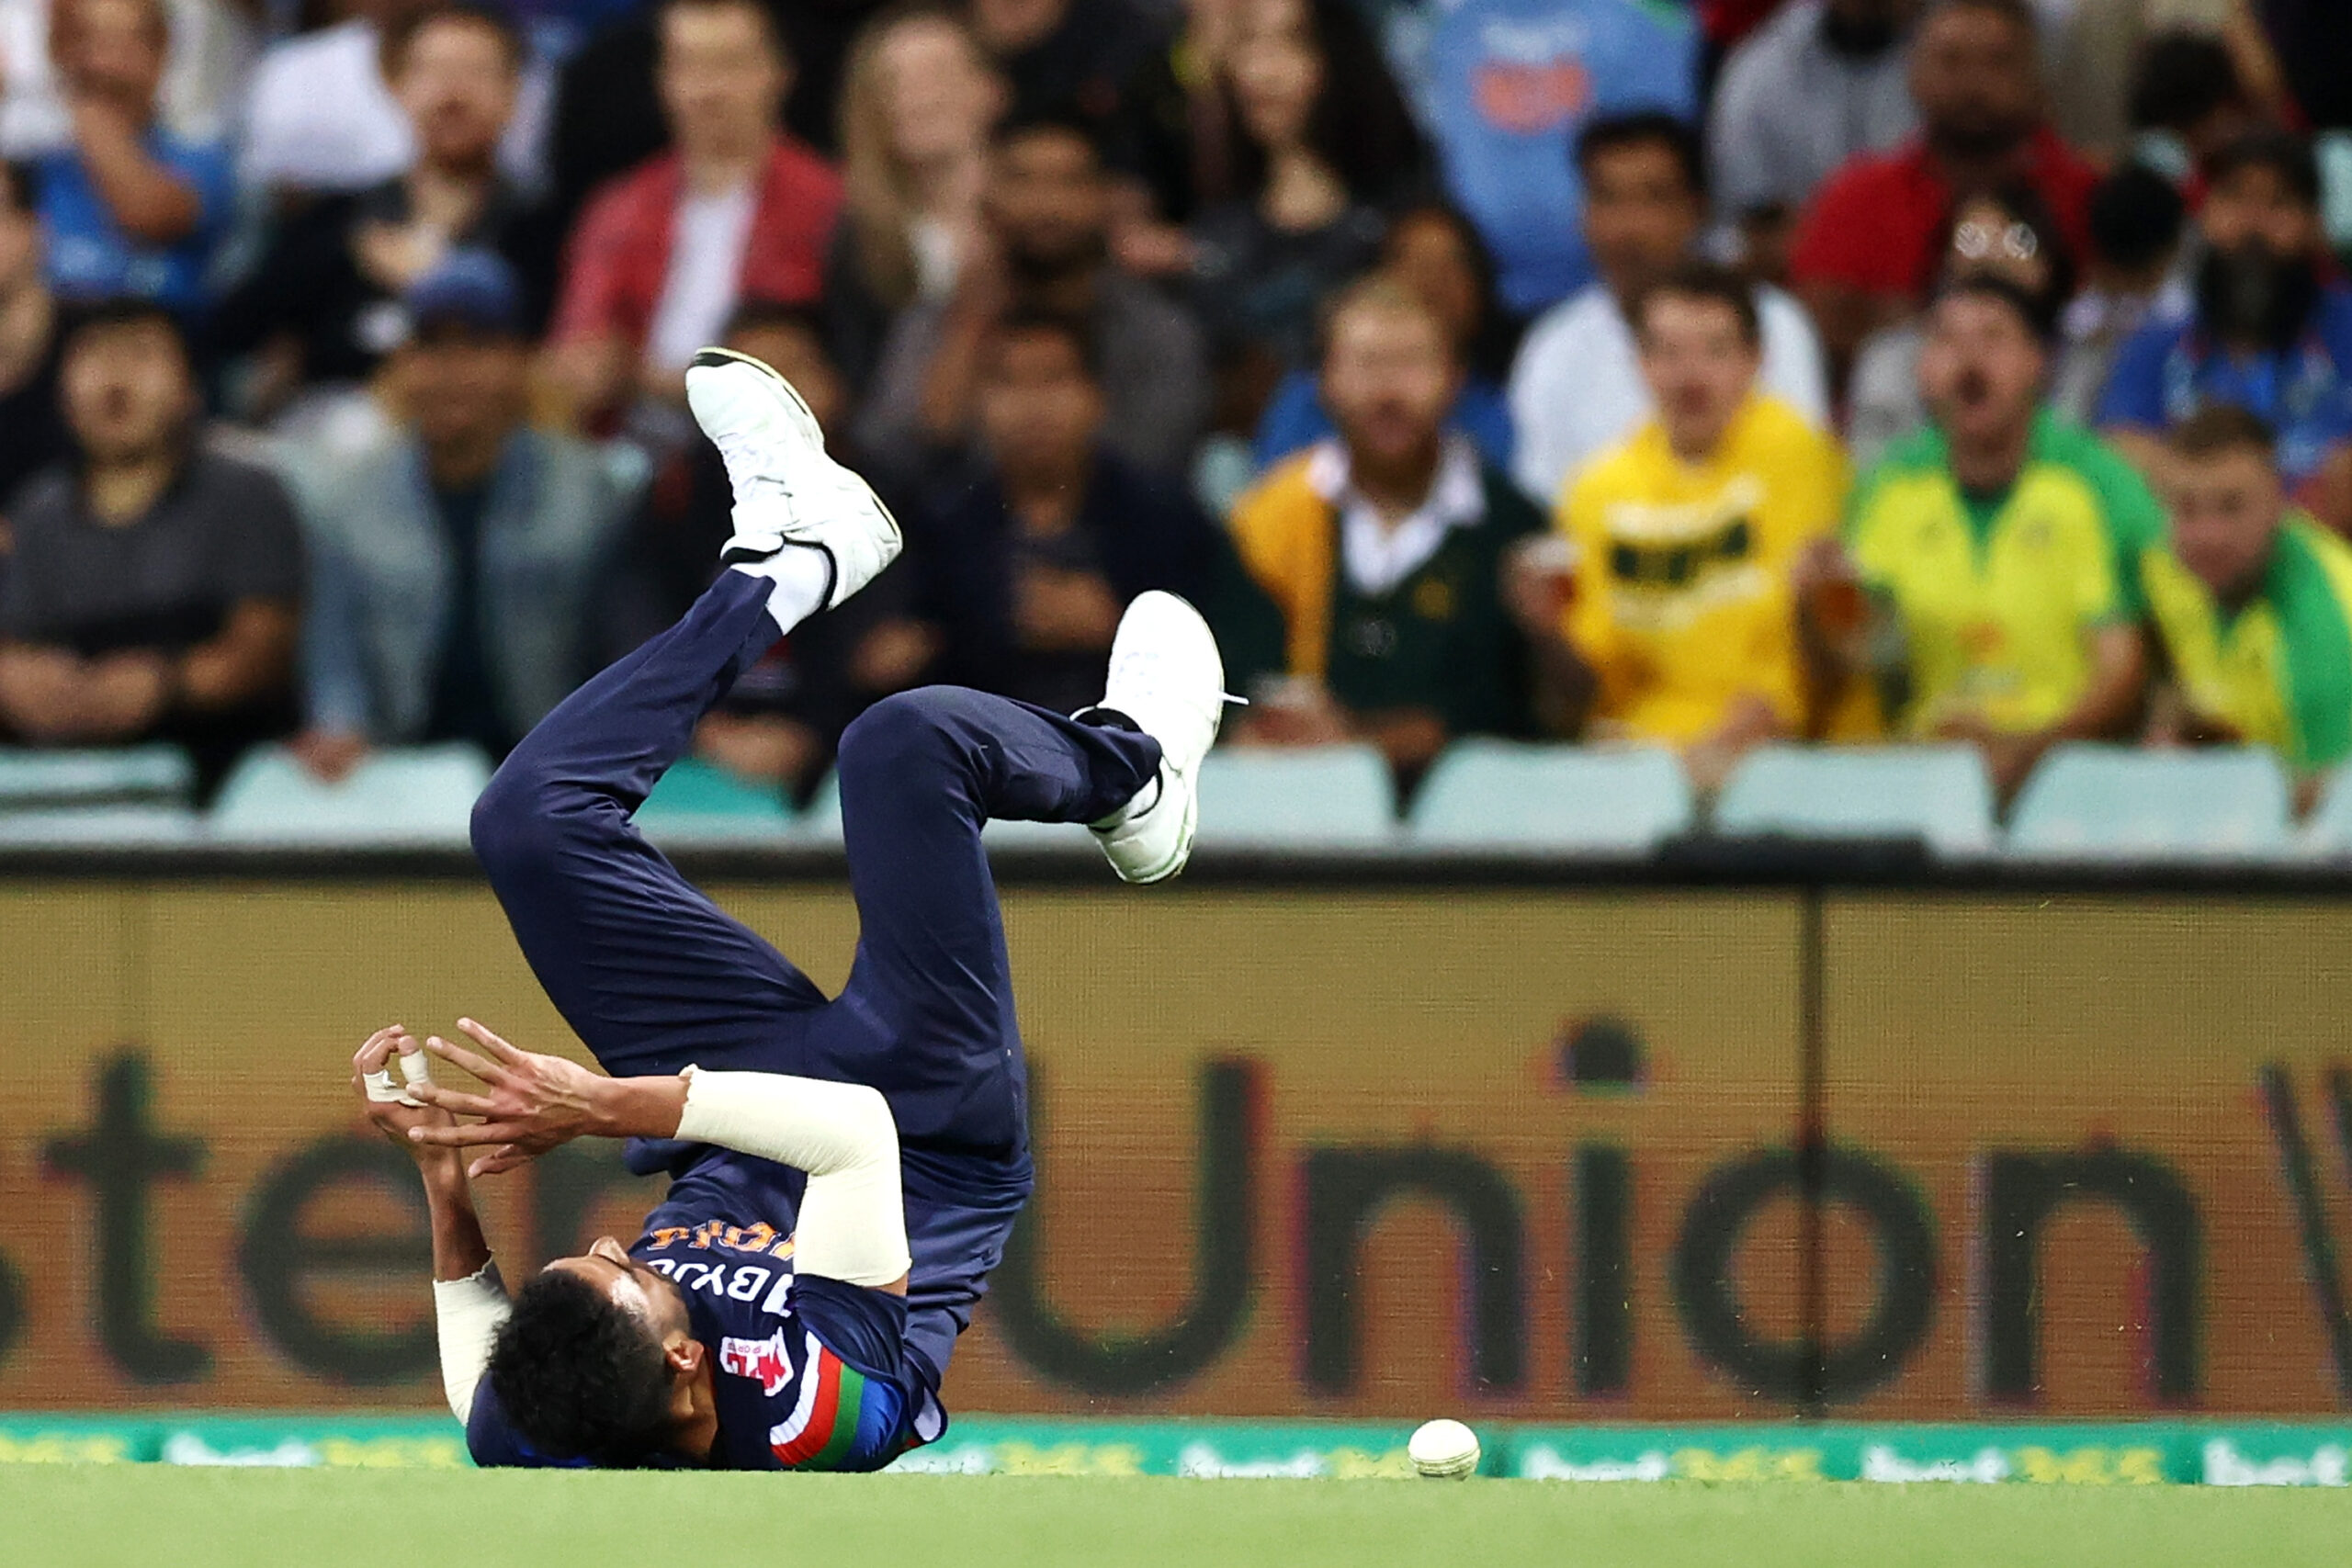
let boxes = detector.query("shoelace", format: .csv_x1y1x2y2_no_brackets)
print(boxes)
709,429,800,516
1109,647,1248,722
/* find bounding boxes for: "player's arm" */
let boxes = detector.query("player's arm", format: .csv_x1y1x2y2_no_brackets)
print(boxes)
407,1021,912,1294
351,1026,510,1422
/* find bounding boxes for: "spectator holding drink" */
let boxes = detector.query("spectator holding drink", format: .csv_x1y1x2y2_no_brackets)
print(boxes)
1221,276,1540,780
1508,261,1859,791
1804,275,2165,796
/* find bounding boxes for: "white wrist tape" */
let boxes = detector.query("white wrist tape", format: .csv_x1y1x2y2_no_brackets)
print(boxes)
676,1068,910,1289
432,1258,511,1424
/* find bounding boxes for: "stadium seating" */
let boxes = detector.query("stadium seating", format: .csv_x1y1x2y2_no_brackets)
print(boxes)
1713,745,1997,857
632,757,795,841
791,773,844,845
209,744,494,845
0,745,194,811
981,817,1093,852
1408,741,1691,852
2299,763,2352,860
1195,744,1397,848
2006,744,2294,861
0,804,202,844
783,771,1101,854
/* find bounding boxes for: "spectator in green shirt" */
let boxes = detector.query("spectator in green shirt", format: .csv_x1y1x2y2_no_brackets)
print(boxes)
2143,404,2352,797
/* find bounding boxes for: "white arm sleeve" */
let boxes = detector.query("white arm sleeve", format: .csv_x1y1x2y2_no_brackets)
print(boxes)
675,1067,911,1289
432,1259,511,1424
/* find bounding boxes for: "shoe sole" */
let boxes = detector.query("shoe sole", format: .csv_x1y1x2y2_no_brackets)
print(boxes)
688,346,826,452
1128,779,1199,885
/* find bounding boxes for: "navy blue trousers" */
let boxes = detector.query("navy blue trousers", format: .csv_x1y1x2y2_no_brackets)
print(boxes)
469,568,1160,1389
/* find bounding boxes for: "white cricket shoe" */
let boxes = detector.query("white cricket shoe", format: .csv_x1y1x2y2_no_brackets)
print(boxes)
684,346,900,609
1085,592,1227,885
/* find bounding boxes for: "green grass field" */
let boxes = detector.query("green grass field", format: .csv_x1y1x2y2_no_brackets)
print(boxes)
6,1468,2348,1568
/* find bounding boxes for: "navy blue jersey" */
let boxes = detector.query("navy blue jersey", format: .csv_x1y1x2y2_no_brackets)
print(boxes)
465,1148,941,1472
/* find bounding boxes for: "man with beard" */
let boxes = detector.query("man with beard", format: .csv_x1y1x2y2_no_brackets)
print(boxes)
2097,129,2352,534
1221,276,1540,781
856,111,1209,481
1789,0,2098,378
1803,275,2165,798
210,4,543,423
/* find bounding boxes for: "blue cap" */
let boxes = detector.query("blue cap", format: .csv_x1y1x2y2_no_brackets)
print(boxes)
403,249,524,339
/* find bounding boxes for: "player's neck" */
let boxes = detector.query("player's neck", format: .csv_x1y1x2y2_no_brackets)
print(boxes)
668,1357,722,1463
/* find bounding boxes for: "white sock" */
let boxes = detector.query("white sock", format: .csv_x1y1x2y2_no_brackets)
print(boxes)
1091,769,1162,830
729,545,832,636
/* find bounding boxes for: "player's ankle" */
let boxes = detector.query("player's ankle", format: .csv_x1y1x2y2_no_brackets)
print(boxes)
728,544,834,634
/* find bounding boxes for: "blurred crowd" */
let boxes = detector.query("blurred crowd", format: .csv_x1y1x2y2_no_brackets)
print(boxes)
3,0,2352,811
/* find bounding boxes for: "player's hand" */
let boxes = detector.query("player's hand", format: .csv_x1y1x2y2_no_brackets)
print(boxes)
402,1018,616,1174
351,1025,463,1167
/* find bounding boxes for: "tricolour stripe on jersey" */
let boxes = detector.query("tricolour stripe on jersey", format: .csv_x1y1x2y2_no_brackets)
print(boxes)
769,1334,869,1470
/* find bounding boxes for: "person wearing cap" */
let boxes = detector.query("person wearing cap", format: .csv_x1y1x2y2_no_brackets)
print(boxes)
1801,274,2167,795
290,251,641,781
2097,129,2352,534
0,298,301,782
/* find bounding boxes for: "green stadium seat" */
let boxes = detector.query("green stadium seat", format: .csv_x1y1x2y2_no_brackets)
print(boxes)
2007,744,2293,861
795,746,1401,855
1195,744,1397,849
209,744,493,845
633,757,794,842
792,771,843,845
0,745,194,810
1714,744,1996,857
1408,741,1690,852
980,817,1092,853
2299,763,2352,860
0,804,202,844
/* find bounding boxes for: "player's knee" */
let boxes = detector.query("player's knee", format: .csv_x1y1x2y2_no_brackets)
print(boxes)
470,762,560,878
837,688,962,782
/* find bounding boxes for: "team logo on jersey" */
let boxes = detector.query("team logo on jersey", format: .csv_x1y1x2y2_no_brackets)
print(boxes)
720,1330,794,1396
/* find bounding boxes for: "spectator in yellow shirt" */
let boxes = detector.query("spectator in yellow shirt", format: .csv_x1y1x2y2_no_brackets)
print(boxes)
1801,276,2164,798
1507,260,1854,789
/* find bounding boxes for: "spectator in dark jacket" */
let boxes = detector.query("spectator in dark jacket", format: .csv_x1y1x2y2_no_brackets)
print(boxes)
210,4,543,427
913,308,1217,713
291,253,637,777
857,110,1209,481
607,299,926,799
1188,0,1424,429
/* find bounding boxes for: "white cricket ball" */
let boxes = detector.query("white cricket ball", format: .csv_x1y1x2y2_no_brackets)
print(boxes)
1408,1418,1481,1479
